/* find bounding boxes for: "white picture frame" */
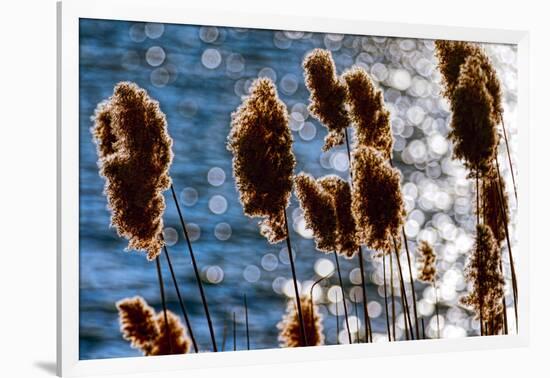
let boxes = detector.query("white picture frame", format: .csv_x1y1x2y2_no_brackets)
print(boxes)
57,0,530,376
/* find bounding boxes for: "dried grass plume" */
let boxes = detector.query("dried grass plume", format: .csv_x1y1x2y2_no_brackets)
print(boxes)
303,49,350,151
294,173,337,252
416,240,436,283
92,82,173,260
351,146,405,254
116,296,191,356
460,225,505,324
481,168,509,246
342,67,393,159
435,40,503,124
228,77,296,243
318,175,359,258
277,296,324,347
448,55,498,175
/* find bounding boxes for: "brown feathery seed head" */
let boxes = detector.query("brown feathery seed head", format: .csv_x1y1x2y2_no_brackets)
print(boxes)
416,240,436,283
294,173,338,252
227,77,296,244
277,296,324,347
481,167,509,246
342,67,393,159
435,40,503,124
449,55,498,176
318,175,360,258
303,49,351,151
116,296,191,356
92,100,117,158
351,146,405,254
116,296,159,354
150,311,191,356
227,78,296,243
92,82,173,260
460,224,505,322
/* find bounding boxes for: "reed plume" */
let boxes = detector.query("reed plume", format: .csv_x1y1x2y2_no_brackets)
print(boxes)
448,55,498,176
227,77,296,243
435,40,503,124
318,175,360,258
351,146,405,254
416,240,436,283
303,49,350,151
461,225,505,327
416,240,440,337
294,173,338,252
116,296,191,355
342,67,393,159
92,82,173,260
151,311,192,355
116,296,159,353
481,168,509,246
278,296,324,347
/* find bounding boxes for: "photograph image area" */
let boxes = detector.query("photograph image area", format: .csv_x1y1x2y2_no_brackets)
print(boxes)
78,18,519,359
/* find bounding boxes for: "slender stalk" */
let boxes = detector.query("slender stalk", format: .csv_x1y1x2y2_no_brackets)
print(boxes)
392,237,414,339
358,248,373,343
382,253,391,341
155,258,172,354
344,129,373,343
389,251,397,340
334,252,352,344
499,113,518,203
233,311,237,351
170,184,218,351
310,272,334,328
475,170,484,336
163,245,199,353
244,294,250,350
388,155,420,340
353,292,360,343
494,158,519,332
401,229,420,340
357,246,372,343
283,209,308,346
433,282,441,338
400,286,410,341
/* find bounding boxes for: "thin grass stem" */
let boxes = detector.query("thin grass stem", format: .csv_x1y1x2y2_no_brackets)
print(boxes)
494,158,518,332
310,272,334,328
353,292,360,343
392,238,414,340
233,311,237,351
499,113,518,203
344,128,373,343
382,253,391,341
389,251,397,340
170,184,217,351
476,170,484,336
163,245,199,352
155,258,172,354
334,252,352,344
389,156,420,339
283,209,308,346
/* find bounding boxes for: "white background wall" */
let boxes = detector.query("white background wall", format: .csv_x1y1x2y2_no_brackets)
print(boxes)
0,0,547,377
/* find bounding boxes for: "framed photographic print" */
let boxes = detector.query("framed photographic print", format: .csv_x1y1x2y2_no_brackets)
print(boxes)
57,0,530,376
